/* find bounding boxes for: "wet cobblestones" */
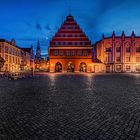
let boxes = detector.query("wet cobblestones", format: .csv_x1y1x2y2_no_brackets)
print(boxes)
0,73,140,140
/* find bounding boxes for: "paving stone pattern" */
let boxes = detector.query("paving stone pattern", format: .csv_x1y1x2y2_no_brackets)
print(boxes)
0,73,140,140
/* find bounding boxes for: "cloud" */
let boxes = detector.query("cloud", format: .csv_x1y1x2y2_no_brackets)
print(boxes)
36,23,42,30
45,24,51,31
25,21,32,28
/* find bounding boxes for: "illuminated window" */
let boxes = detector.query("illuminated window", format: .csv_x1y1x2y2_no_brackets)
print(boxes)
59,51,63,56
106,48,111,52
5,46,8,53
126,65,131,71
136,57,140,62
71,51,76,56
116,57,121,62
136,65,140,72
136,47,140,52
66,51,70,56
5,55,8,61
126,47,131,52
78,50,82,56
54,50,58,56
116,65,122,71
126,57,130,62
9,56,11,63
83,51,88,56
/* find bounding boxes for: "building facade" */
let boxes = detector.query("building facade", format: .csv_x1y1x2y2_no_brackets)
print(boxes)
49,15,93,72
95,32,140,72
0,39,34,73
0,39,22,72
21,46,34,71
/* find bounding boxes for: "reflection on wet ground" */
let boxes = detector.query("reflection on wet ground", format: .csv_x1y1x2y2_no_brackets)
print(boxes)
0,73,140,140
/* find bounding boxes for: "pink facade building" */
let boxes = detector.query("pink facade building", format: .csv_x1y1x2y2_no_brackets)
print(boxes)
95,31,140,72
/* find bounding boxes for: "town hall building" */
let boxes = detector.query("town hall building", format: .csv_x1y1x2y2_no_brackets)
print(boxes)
49,14,94,72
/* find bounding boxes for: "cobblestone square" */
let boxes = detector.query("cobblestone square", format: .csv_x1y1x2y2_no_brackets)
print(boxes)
0,73,140,140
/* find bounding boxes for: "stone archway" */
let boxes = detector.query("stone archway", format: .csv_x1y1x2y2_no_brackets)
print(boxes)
67,62,75,72
79,62,87,72
55,62,62,72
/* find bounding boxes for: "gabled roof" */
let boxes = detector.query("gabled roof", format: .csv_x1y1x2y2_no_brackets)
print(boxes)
50,15,91,47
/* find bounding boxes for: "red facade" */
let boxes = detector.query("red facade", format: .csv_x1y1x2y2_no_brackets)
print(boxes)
49,15,93,72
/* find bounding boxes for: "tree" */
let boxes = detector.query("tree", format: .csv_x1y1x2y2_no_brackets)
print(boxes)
0,57,5,71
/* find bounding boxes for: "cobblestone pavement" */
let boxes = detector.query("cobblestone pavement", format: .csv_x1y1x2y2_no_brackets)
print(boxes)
0,73,140,140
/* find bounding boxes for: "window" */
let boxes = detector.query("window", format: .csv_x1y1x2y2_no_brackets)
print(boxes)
83,51,88,56
59,51,63,56
5,55,8,61
61,42,65,46
106,48,111,52
136,57,140,62
54,50,58,56
126,65,131,71
78,50,82,56
136,47,140,52
72,34,75,38
83,42,86,46
116,65,122,71
72,42,75,46
126,57,130,62
5,46,8,53
61,34,64,37
116,47,121,52
55,42,59,46
78,34,80,38
66,42,69,46
66,51,70,56
71,51,76,56
65,34,68,38
77,42,80,46
9,56,11,63
13,57,14,63
116,57,121,62
126,47,131,53
136,65,140,72
9,48,12,54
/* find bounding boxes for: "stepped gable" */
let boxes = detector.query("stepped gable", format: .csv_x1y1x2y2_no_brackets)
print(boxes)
50,15,91,47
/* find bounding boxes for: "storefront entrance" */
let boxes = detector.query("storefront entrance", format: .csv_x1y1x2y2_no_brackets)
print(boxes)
79,62,87,72
55,62,62,72
67,62,75,72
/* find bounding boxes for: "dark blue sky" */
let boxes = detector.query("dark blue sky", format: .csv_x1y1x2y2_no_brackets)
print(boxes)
0,0,140,54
